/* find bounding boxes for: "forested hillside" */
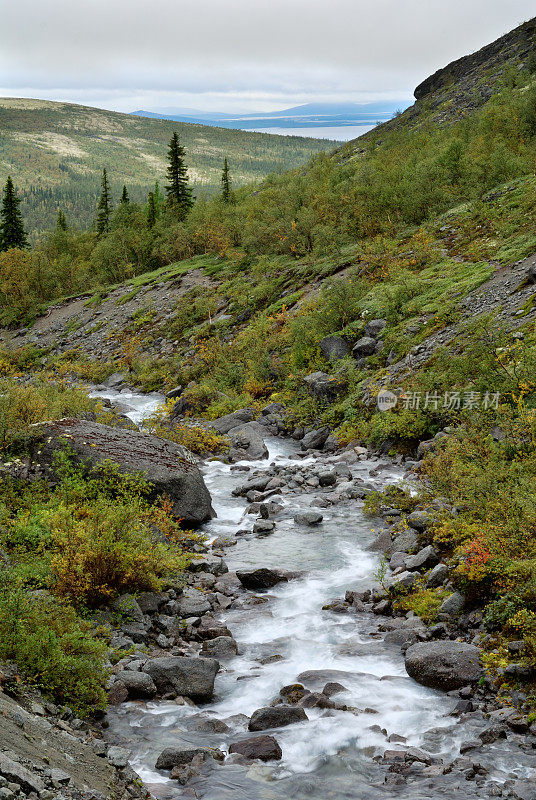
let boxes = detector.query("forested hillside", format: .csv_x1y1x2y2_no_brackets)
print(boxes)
0,97,334,235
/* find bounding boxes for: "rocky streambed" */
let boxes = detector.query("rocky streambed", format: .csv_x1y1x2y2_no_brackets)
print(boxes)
86,389,536,800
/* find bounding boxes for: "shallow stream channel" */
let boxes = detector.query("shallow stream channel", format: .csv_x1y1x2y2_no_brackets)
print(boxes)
90,387,536,800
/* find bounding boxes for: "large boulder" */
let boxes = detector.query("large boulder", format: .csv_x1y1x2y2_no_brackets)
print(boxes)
115,670,157,699
227,422,268,462
301,428,330,451
364,319,387,338
319,336,350,361
405,642,482,691
32,419,213,526
210,408,255,434
144,656,219,701
155,747,213,770
248,706,308,731
236,568,288,590
201,636,238,660
229,735,282,761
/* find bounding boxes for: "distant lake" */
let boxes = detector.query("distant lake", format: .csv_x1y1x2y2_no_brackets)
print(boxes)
247,124,375,141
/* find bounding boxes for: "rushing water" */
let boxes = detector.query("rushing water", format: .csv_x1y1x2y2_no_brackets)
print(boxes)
99,389,536,799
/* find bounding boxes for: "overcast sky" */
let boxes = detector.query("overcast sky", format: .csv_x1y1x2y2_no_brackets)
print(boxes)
1,0,535,113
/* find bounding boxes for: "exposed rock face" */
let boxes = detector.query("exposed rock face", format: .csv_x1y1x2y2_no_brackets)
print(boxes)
144,656,219,701
32,418,214,525
248,706,308,731
405,642,482,691
414,18,536,101
229,735,282,761
319,336,350,361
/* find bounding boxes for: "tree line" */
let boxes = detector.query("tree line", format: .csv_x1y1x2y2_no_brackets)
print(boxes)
0,132,233,251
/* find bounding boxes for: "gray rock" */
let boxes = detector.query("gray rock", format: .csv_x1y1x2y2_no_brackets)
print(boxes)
110,594,144,622
210,408,255,434
107,746,130,768
294,511,323,526
136,591,166,614
438,591,465,616
405,641,482,691
236,568,288,590
201,636,238,660
261,402,286,416
301,428,330,451
144,656,219,700
389,530,419,554
426,563,449,588
319,336,350,361
229,735,282,761
303,371,345,400
512,781,536,800
32,419,214,525
155,747,212,770
115,670,157,699
352,336,377,357
228,422,268,462
391,571,420,590
177,592,211,617
407,510,433,532
248,706,308,731
364,319,387,338
188,557,228,576
405,545,438,571
0,754,44,794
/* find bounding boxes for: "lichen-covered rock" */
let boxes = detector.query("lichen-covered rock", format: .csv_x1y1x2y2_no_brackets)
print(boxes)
32,419,213,525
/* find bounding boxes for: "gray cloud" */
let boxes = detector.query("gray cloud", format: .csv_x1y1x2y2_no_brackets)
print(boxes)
0,0,534,111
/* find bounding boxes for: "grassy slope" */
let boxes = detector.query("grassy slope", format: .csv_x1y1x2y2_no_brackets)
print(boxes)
0,97,334,235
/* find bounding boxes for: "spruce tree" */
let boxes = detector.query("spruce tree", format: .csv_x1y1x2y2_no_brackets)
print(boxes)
147,191,157,228
221,157,232,203
56,209,68,231
96,168,112,236
120,185,130,204
165,133,193,220
0,176,27,251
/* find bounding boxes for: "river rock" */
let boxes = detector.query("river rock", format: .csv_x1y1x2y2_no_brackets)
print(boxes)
248,706,308,731
144,656,219,700
294,510,323,525
319,336,350,361
301,428,330,451
227,422,268,462
229,735,282,761
389,530,419,554
407,510,433,532
115,670,157,699
210,408,255,434
188,556,228,576
31,419,214,525
201,636,238,659
155,747,214,770
236,568,288,590
405,642,482,691
177,592,212,617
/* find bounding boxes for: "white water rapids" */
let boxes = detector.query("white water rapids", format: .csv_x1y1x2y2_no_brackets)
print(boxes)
94,387,536,800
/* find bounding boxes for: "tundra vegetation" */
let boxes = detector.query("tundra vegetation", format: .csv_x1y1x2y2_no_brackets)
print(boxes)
2,37,536,713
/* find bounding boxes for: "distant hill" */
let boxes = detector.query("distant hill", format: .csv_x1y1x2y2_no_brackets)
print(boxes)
130,101,403,129
0,98,334,236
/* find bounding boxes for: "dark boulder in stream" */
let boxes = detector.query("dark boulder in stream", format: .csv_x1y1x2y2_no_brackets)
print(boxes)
236,568,289,590
248,706,308,731
144,656,219,701
31,418,214,525
229,735,282,761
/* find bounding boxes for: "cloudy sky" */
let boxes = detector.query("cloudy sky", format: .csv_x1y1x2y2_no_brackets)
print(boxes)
1,0,535,113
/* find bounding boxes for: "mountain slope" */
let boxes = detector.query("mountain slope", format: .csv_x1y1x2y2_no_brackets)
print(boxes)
0,98,334,235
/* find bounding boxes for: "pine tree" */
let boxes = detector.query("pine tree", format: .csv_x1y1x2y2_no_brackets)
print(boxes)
120,185,130,204
96,168,112,236
165,133,193,220
0,176,27,251
56,209,68,231
147,191,157,228
221,157,232,203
